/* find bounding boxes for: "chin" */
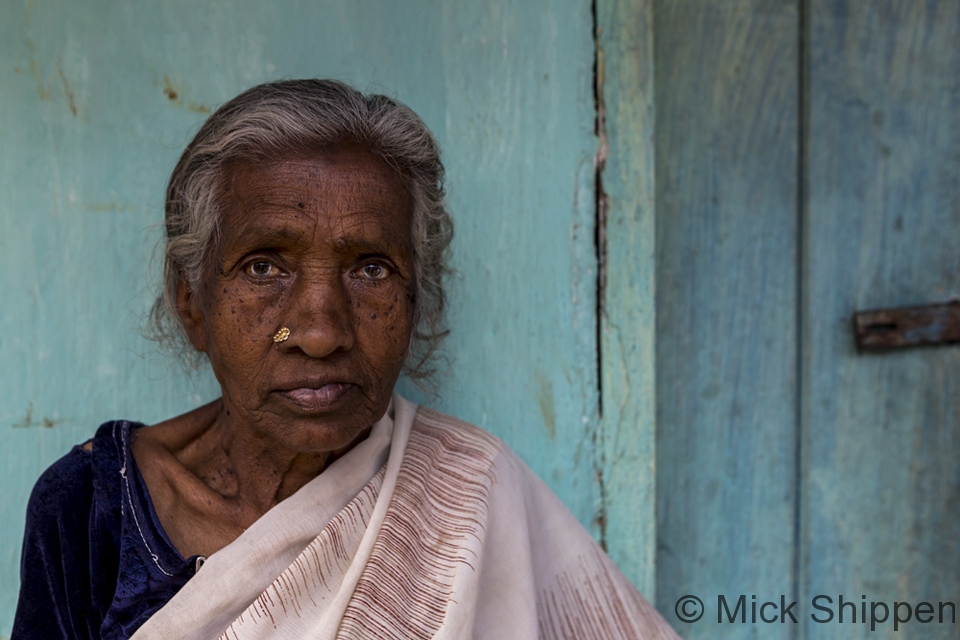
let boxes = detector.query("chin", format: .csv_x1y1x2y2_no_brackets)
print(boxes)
272,401,380,453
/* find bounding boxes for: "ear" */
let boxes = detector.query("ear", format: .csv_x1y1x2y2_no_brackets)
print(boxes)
176,277,208,353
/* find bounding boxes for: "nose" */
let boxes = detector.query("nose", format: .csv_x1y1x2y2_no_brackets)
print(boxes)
280,271,355,358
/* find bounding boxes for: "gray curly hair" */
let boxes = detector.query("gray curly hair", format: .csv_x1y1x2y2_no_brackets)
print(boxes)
150,79,453,384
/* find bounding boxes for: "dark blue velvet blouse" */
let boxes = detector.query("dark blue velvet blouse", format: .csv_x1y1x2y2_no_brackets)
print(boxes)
12,421,203,640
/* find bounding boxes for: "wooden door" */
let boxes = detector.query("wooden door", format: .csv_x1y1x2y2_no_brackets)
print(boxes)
803,3,960,639
655,3,800,638
655,1,960,639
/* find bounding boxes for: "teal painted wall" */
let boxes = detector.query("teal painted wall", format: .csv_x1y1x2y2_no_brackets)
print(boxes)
0,1,606,633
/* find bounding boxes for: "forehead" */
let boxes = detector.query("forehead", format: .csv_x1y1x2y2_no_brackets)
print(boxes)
217,145,413,250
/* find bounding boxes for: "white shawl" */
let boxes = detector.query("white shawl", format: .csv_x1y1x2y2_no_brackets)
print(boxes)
131,395,680,639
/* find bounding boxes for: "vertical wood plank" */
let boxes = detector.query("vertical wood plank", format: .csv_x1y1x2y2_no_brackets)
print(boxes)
804,2,960,639
597,0,658,598
654,1,799,636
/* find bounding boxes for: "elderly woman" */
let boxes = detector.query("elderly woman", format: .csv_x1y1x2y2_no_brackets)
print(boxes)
12,80,678,640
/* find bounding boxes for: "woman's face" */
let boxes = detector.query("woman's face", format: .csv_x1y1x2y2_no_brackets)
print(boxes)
179,144,415,453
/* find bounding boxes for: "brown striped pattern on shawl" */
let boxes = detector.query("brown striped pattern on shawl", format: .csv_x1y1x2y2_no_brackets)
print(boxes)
338,407,501,638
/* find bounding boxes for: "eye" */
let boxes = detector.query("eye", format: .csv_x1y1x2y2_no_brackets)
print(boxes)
244,259,281,279
359,262,390,280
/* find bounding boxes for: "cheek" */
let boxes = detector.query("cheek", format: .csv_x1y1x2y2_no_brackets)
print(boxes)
354,287,414,363
203,287,287,362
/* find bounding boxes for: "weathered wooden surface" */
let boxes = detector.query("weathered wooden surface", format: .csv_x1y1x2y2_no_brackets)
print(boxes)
654,1,799,637
597,0,658,597
0,0,599,633
803,2,960,638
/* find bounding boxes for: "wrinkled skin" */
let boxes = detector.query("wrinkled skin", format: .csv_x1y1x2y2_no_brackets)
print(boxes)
132,145,415,558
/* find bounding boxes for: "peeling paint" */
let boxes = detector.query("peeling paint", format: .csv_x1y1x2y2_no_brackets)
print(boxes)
57,60,77,116
592,2,608,418
26,40,49,101
162,75,178,101
591,0,609,555
595,0,657,595
593,430,609,552
162,75,211,114
11,403,59,428
13,402,33,428
535,372,557,439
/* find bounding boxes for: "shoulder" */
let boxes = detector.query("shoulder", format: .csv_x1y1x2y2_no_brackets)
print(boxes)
24,421,130,540
404,405,543,508
405,405,603,559
27,441,95,523
399,403,599,538
412,406,507,450
409,405,517,475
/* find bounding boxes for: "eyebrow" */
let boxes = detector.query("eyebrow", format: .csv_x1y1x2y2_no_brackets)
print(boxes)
342,237,410,256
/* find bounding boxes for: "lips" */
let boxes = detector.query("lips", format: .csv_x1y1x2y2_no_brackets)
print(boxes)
275,382,356,412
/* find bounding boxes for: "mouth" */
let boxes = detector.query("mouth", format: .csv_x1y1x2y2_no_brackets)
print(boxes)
274,382,357,412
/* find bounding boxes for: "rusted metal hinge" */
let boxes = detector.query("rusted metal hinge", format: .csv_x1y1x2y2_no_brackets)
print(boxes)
854,300,960,351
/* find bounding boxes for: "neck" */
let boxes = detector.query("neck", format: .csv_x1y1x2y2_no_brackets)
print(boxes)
203,402,371,515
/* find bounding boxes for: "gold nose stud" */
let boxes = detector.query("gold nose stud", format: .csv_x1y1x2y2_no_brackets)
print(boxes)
272,326,291,343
